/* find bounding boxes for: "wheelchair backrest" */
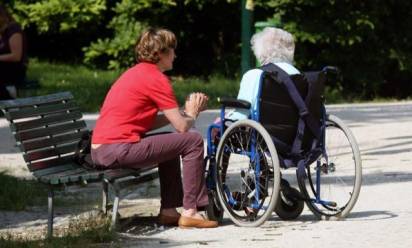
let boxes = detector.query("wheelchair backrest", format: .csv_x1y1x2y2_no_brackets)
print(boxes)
258,65,326,153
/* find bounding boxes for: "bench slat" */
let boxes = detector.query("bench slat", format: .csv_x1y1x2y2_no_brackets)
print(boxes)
21,131,87,152
11,111,83,132
69,171,102,183
15,121,86,142
24,143,79,162
33,163,80,177
40,169,103,185
0,91,73,109
40,168,87,184
28,155,76,172
5,101,79,120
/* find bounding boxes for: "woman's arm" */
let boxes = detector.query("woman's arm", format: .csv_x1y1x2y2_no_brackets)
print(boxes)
151,113,170,130
0,33,23,62
163,108,195,133
163,93,208,133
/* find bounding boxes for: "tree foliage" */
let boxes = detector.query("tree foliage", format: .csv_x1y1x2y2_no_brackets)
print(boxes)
5,0,412,99
13,0,106,32
255,0,412,99
84,0,241,73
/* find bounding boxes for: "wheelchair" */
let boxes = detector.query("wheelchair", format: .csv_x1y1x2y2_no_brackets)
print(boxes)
204,64,362,227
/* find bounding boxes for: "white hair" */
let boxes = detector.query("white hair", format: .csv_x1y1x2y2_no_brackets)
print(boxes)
251,27,295,65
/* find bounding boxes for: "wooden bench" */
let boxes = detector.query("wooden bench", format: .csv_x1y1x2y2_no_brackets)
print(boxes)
0,92,158,238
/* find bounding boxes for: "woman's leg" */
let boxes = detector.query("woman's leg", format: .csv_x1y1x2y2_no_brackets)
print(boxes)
124,131,208,209
0,62,26,100
0,62,26,85
157,156,183,209
94,131,209,210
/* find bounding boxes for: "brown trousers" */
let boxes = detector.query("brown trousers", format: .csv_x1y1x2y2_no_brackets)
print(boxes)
91,130,208,209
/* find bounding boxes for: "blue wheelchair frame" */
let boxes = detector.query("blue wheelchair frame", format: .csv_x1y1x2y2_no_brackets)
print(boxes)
204,66,342,218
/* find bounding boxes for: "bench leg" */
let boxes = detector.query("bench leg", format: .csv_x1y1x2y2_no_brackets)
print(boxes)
47,187,54,238
110,191,120,231
102,181,109,214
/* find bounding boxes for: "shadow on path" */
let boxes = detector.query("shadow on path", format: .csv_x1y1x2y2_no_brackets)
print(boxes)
345,210,398,221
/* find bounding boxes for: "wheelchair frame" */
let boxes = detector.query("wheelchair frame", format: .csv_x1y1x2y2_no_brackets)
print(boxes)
204,66,362,226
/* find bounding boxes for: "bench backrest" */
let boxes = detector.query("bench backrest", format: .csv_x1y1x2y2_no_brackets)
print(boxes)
0,92,88,173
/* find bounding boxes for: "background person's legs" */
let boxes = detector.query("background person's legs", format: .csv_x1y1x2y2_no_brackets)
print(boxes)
0,62,27,99
0,84,13,100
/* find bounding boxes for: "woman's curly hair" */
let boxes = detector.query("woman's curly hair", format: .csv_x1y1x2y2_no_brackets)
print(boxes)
135,28,177,63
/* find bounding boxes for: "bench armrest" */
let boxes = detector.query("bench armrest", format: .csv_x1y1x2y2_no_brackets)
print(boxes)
218,97,251,109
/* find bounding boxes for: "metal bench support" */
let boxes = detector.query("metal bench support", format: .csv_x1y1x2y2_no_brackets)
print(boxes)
47,187,54,239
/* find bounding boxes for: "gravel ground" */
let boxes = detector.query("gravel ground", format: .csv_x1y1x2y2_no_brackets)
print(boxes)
1,102,412,248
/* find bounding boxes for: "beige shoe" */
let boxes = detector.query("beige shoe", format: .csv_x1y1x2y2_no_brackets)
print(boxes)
178,215,218,228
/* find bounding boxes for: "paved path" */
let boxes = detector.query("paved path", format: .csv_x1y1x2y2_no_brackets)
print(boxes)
1,101,412,247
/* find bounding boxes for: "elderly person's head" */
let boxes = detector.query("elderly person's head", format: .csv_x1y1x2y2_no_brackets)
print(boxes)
251,27,295,65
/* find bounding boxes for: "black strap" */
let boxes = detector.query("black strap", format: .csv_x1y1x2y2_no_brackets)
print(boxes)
74,130,96,170
260,63,323,180
261,63,321,146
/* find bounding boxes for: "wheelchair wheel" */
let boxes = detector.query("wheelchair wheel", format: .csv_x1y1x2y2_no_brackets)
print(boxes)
298,114,362,220
215,119,281,227
275,184,304,220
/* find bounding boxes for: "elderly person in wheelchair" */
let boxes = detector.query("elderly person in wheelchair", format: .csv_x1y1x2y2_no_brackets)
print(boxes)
227,27,299,121
205,27,362,227
212,27,300,135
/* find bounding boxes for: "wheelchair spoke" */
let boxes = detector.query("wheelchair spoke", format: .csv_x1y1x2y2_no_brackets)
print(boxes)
215,120,280,226
299,115,361,219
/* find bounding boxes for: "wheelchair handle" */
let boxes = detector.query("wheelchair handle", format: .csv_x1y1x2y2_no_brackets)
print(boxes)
322,66,343,82
322,66,340,75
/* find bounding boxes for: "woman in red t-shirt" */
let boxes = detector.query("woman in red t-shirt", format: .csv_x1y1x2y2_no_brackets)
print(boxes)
92,28,218,228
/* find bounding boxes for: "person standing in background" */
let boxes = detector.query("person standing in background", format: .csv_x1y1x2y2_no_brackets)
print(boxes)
0,4,28,99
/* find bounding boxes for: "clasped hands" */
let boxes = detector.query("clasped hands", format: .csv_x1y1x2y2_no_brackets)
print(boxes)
184,92,208,119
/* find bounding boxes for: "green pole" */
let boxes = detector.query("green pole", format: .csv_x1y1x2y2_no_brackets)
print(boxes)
241,0,253,74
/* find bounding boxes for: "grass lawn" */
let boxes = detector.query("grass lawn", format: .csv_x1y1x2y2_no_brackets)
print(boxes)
24,60,240,112
21,59,405,113
22,60,363,113
0,213,116,248
0,172,46,211
0,171,117,247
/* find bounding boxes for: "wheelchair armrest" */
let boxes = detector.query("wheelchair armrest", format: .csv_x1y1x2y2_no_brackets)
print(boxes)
218,97,251,109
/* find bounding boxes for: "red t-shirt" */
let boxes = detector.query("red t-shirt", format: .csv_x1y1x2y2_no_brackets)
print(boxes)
92,62,178,144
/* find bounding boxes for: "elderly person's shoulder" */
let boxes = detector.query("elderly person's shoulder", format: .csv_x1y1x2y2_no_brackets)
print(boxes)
241,68,264,81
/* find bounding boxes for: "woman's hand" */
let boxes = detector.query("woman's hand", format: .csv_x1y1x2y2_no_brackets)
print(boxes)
184,92,209,118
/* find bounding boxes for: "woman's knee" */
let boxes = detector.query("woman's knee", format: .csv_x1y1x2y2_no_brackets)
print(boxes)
186,130,204,147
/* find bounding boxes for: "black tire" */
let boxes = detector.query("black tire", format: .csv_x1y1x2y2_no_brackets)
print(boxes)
275,187,304,220
206,190,224,221
215,119,281,227
298,115,362,220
